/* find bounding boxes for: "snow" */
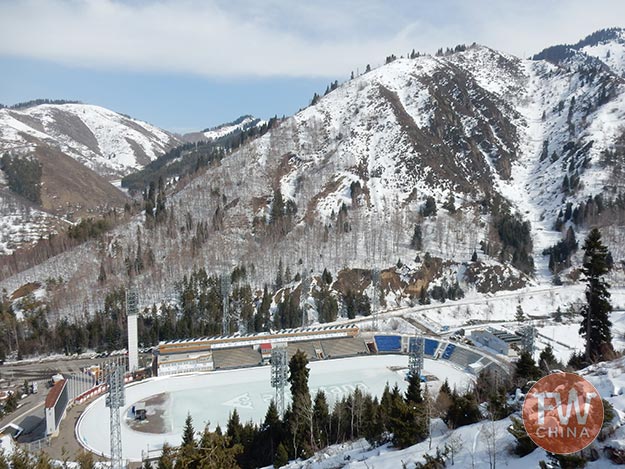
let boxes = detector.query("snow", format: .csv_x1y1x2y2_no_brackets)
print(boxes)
279,353,625,468
581,29,625,77
202,116,262,141
0,103,178,179
76,355,473,461
0,435,14,457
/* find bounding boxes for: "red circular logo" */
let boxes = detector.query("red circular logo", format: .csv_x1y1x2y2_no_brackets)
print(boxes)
522,372,603,454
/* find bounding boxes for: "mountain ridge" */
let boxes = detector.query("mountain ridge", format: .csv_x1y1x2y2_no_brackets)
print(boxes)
0,102,181,180
0,29,624,321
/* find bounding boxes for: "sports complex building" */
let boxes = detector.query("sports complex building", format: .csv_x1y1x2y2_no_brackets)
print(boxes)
155,324,503,376
69,325,510,462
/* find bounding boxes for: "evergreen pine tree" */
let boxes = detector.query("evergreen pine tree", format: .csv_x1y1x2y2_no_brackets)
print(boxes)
176,413,197,468
226,409,243,446
514,350,541,384
580,228,614,362
508,415,537,456
321,268,332,285
276,259,284,289
410,224,423,250
182,414,195,446
274,443,289,468
538,344,559,374
421,196,437,217
157,443,175,469
312,390,330,449
554,307,563,322
288,350,312,457
405,372,423,405
445,391,481,428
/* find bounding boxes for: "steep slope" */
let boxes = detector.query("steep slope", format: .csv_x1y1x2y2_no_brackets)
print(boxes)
2,30,625,320
0,102,180,179
122,115,276,192
34,144,130,218
0,143,130,255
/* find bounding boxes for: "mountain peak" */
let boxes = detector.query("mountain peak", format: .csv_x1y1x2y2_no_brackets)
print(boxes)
533,27,625,76
0,102,179,180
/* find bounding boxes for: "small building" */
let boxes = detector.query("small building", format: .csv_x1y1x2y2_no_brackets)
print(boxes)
45,379,68,436
133,402,147,421
471,328,520,355
260,343,272,364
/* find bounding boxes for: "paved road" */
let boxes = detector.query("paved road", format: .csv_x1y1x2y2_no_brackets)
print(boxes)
0,354,144,447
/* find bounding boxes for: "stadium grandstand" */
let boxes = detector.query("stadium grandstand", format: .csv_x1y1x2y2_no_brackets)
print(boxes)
156,326,508,378
156,325,362,375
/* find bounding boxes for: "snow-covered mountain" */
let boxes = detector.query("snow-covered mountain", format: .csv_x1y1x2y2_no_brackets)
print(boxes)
535,27,625,77
181,115,265,143
2,29,625,319
0,102,180,179
162,29,625,282
201,115,264,141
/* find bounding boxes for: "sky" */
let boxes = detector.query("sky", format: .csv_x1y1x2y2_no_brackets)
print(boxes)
0,0,623,133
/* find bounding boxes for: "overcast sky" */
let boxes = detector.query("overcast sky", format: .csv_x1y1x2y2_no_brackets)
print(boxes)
0,0,623,131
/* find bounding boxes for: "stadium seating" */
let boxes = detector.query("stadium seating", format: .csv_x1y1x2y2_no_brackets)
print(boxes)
320,337,368,358
212,347,261,369
448,346,482,368
409,337,439,357
287,341,323,361
374,335,402,352
441,343,456,360
424,339,439,356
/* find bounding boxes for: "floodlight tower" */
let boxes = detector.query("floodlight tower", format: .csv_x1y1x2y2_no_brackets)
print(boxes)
371,268,380,330
105,364,126,469
126,287,139,373
408,335,425,378
270,346,288,417
221,273,231,335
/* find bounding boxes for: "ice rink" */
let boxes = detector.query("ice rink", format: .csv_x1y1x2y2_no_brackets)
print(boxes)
76,354,473,461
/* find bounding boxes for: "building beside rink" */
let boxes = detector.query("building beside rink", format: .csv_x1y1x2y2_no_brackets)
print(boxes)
470,327,522,355
45,379,69,436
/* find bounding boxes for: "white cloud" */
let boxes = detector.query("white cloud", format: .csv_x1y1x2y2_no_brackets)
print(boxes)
0,0,622,78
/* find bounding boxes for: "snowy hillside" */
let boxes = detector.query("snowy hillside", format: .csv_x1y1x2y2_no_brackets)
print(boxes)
1,29,625,321
0,103,180,179
276,354,625,469
179,115,265,145
201,115,264,141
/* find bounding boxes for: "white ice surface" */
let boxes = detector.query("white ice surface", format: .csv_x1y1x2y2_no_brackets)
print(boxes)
77,355,473,461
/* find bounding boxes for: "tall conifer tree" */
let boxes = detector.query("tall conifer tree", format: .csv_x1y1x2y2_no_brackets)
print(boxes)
580,228,613,362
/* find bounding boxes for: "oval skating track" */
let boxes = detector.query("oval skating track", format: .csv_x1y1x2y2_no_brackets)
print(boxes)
76,354,473,461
